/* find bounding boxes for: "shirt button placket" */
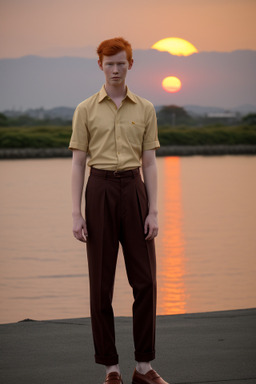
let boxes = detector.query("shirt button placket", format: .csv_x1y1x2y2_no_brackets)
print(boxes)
115,112,121,167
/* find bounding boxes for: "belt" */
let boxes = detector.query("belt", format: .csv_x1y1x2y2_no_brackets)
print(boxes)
90,167,140,179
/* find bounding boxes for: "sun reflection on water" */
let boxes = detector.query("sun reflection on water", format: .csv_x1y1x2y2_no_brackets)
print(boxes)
157,157,187,315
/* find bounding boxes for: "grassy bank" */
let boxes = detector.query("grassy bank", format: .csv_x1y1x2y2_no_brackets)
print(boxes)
0,126,71,148
0,124,256,149
158,125,256,145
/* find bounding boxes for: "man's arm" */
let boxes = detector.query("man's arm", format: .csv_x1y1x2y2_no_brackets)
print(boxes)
71,149,88,242
142,149,159,241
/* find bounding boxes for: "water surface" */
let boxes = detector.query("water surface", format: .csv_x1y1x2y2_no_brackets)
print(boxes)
0,156,255,323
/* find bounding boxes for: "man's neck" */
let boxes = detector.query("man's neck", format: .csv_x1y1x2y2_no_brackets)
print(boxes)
104,83,127,101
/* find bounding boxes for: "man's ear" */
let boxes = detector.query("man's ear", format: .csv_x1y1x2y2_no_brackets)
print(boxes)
98,60,103,70
128,59,134,70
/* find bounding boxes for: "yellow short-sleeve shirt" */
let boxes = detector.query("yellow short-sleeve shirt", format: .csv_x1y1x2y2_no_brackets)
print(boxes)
69,85,160,171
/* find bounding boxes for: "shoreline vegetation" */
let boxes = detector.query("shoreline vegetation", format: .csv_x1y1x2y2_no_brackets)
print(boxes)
1,144,256,159
1,108,256,158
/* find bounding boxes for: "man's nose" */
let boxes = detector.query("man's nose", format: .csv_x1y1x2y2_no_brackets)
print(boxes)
113,64,119,73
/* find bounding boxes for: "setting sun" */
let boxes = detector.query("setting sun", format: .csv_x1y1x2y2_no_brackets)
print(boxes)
162,76,182,93
152,37,198,56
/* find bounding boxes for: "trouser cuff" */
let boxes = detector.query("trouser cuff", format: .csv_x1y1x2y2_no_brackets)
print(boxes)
135,351,155,362
95,354,119,365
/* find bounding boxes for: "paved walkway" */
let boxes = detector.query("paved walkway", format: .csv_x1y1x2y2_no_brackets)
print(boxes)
1,308,256,384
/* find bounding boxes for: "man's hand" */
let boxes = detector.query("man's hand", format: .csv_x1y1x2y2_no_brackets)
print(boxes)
72,213,88,243
144,212,158,241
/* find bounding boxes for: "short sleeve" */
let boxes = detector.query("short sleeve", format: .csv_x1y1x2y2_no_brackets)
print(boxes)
142,104,160,151
68,105,89,152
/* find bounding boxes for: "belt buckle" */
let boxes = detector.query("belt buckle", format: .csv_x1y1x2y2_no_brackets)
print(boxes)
114,170,121,177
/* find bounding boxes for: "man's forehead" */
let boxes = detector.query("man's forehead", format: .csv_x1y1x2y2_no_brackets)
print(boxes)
102,51,128,62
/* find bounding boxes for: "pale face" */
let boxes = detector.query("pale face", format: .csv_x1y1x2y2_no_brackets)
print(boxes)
98,50,133,87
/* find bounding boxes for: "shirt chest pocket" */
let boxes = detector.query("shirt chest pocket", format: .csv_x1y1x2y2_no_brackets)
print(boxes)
123,121,145,145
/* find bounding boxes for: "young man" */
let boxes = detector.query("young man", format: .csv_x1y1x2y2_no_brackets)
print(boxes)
69,37,169,384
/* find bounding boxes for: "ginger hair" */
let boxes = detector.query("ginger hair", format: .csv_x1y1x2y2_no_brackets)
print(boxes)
97,37,133,63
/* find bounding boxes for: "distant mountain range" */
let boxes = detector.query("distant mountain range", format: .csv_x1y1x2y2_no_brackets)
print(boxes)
183,104,256,117
3,106,75,120
0,50,256,111
3,103,256,121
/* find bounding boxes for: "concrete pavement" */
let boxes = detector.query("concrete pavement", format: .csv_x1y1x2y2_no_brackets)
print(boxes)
1,308,256,384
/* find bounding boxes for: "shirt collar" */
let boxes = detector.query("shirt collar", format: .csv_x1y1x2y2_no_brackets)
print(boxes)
98,85,137,104
126,87,137,103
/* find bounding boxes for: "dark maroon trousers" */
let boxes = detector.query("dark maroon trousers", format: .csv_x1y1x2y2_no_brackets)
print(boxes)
85,167,157,365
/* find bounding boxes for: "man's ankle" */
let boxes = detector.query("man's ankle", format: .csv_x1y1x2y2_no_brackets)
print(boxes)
106,364,120,375
136,362,152,375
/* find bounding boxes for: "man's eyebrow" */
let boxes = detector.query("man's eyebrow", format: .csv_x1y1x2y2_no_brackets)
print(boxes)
105,60,126,64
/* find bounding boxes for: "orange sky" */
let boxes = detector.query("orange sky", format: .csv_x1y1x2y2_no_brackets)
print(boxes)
0,0,255,58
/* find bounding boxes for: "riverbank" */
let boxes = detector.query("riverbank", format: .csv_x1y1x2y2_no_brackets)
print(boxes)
1,144,256,159
1,308,255,384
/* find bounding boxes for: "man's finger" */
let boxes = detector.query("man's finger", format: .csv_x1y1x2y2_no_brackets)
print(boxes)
82,229,88,242
145,228,158,240
145,227,153,240
73,230,87,243
78,234,86,243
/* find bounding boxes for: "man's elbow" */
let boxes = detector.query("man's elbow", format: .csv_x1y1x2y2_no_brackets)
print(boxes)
72,149,87,167
142,150,156,169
